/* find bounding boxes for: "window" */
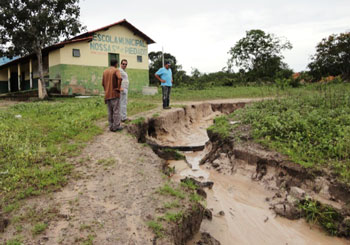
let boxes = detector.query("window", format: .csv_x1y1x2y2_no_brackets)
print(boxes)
72,49,80,57
137,55,142,63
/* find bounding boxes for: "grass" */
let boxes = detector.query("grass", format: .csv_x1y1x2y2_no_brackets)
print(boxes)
3,83,349,238
96,158,116,167
146,220,164,238
163,200,180,209
207,115,232,139
163,148,186,160
129,85,285,103
158,183,185,199
298,198,342,236
180,178,198,191
0,83,301,212
0,96,158,210
159,211,183,223
226,83,350,183
130,116,145,125
5,238,22,245
32,222,48,235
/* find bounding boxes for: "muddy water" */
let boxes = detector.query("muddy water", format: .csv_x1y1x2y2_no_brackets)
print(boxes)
166,117,348,245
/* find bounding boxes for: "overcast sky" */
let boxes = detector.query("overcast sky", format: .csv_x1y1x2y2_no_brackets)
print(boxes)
80,0,350,74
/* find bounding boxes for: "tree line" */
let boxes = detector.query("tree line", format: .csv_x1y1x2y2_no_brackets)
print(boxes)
149,29,350,89
1,0,349,99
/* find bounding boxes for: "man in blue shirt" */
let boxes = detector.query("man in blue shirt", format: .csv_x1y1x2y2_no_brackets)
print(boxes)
155,61,173,109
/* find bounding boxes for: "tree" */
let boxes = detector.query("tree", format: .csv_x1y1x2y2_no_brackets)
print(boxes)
148,51,186,86
0,0,84,99
227,29,292,81
308,32,350,81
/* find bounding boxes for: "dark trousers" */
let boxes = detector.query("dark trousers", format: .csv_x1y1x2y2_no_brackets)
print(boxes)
162,86,171,108
106,98,121,131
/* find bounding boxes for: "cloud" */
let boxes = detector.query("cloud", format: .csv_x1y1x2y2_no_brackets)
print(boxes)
80,0,350,73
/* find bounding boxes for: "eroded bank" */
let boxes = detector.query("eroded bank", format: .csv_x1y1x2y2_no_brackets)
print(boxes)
127,101,350,245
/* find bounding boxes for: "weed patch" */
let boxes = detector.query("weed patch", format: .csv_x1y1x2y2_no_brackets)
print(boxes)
299,198,342,236
32,222,48,235
147,220,164,238
158,183,185,199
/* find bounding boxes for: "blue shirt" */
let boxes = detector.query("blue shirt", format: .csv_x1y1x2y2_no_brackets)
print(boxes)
156,67,172,86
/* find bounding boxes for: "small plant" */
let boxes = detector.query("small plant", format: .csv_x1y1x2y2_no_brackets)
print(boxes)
15,224,23,233
79,223,92,231
298,198,342,235
275,77,291,89
190,193,203,203
163,200,180,209
32,222,48,235
207,115,231,139
158,183,185,199
6,238,22,245
4,202,20,213
164,148,185,160
181,179,198,191
131,117,145,125
97,158,116,167
81,234,95,245
146,220,164,238
159,211,183,223
152,113,160,118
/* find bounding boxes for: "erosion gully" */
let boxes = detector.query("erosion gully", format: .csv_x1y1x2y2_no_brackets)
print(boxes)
146,102,348,245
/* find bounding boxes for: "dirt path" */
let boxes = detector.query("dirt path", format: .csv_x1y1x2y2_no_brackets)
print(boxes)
1,123,171,244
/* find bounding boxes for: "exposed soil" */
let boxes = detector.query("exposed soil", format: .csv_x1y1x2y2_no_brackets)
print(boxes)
128,100,350,244
2,98,350,245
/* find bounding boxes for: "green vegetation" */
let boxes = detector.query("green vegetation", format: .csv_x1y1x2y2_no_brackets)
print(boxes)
229,83,350,183
152,113,160,118
180,178,198,191
0,96,157,210
96,158,116,167
146,220,164,238
159,211,183,223
163,200,180,209
5,238,22,245
158,183,185,199
0,98,104,207
207,115,232,139
130,116,146,125
32,222,48,235
299,198,342,236
81,234,95,245
163,148,186,160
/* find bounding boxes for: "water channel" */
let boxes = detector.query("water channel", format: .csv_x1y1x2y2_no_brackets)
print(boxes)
158,106,348,245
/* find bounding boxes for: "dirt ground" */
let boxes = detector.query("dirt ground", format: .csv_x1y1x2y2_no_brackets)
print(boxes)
0,99,20,110
1,120,172,244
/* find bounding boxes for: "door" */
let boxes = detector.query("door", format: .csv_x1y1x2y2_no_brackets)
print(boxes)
108,53,119,66
10,72,18,92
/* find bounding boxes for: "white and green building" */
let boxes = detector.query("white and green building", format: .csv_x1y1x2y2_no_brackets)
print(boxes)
0,19,155,95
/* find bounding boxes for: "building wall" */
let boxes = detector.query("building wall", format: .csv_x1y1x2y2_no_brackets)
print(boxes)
49,25,150,94
0,68,7,80
0,69,8,93
49,64,148,95
49,49,61,67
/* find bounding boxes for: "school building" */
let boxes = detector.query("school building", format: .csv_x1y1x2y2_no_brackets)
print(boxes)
0,19,155,95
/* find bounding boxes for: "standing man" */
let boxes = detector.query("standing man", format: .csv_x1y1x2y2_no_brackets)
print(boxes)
102,59,123,132
155,61,173,109
120,59,129,122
